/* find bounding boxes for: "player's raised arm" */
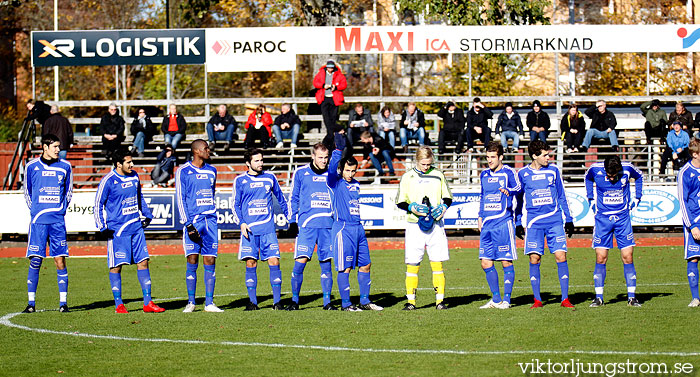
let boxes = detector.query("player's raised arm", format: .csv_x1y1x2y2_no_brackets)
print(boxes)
327,133,346,188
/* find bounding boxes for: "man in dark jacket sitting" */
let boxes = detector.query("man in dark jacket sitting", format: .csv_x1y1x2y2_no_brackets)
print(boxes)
130,108,157,157
465,97,493,152
359,130,395,177
272,103,301,149
100,103,126,159
437,101,466,154
495,102,523,152
582,100,618,152
347,103,374,146
42,105,74,160
206,104,238,153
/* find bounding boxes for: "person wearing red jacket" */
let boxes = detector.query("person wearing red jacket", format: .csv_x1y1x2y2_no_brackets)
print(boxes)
244,104,273,149
313,60,347,136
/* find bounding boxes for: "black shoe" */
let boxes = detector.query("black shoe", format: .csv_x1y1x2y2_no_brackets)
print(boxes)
22,305,35,313
137,152,145,158
589,297,604,307
402,303,417,311
323,303,338,311
341,304,362,312
244,302,260,311
627,297,642,307
272,302,285,310
611,145,619,152
59,305,70,313
436,302,448,310
580,146,588,153
286,302,300,311
357,302,384,311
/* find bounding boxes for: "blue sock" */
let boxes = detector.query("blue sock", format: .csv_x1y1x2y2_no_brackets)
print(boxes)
57,268,68,306
337,272,351,308
358,271,371,305
483,266,501,303
27,257,42,306
688,261,699,300
204,264,216,306
269,265,282,304
109,272,123,307
320,261,333,306
503,265,514,304
245,266,258,305
623,263,636,299
557,261,570,301
186,263,198,305
290,261,306,304
137,269,152,305
529,263,541,301
594,263,606,301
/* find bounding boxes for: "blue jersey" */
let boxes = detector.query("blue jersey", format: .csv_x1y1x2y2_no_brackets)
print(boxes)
288,164,333,228
515,164,572,228
23,158,73,225
232,171,288,235
94,170,152,236
678,161,700,230
327,149,361,224
585,162,643,216
479,164,521,227
175,161,217,225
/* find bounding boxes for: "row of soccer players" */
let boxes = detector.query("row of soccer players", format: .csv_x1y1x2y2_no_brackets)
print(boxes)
21,133,700,313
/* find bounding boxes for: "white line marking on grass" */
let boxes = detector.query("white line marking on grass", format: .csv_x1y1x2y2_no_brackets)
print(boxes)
2,311,699,357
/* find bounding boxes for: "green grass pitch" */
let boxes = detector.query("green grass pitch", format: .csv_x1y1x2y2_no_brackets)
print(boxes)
0,246,697,376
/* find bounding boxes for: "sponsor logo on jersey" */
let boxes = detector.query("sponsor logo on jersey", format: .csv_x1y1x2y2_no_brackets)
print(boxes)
42,170,56,177
185,244,194,250
270,243,279,250
241,246,252,252
115,252,126,259
310,200,331,208
250,182,263,188
487,177,498,183
297,245,309,252
349,207,360,215
121,181,134,189
531,174,546,181
248,207,269,216
196,174,208,180
527,242,538,249
28,245,40,252
38,196,60,203
532,197,553,206
498,245,509,252
689,244,699,252
346,256,353,262
312,176,326,182
122,205,138,215
484,203,502,211
196,198,214,206
556,235,566,243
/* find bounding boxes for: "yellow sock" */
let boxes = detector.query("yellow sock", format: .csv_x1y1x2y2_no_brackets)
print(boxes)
431,261,445,304
406,265,420,305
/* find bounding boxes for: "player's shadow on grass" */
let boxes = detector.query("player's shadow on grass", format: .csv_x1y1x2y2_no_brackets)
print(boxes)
222,294,275,310
363,292,403,309
606,292,672,305
509,291,590,307
440,293,491,309
71,298,149,311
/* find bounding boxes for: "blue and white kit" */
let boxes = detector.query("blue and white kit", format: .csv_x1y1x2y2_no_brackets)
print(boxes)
678,161,700,259
478,165,520,261
176,161,219,257
288,163,333,261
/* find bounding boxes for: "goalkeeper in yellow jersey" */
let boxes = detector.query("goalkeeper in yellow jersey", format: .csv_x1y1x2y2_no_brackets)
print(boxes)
395,146,453,310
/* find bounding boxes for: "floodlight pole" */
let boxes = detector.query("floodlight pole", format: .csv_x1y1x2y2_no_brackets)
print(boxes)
53,0,59,102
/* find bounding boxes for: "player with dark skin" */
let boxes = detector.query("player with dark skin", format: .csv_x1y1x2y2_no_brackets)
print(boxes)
185,140,215,269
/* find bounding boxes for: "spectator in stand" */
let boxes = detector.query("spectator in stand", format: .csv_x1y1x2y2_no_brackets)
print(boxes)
399,102,426,153
151,144,177,187
272,103,301,150
26,99,52,126
43,105,73,160
526,100,550,143
376,106,396,149
161,104,187,150
437,101,465,154
347,103,374,146
130,108,157,158
641,99,668,143
244,104,273,149
560,104,586,153
582,100,619,152
359,130,395,177
100,103,126,159
660,121,690,177
668,101,694,138
206,104,238,153
495,102,523,153
465,97,493,152
313,60,347,135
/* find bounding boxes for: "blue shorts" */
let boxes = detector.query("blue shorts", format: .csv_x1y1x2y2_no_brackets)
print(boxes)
183,216,219,257
295,227,332,262
479,220,517,261
26,222,68,259
108,231,149,268
238,232,280,261
684,227,700,260
525,224,568,256
592,214,635,250
331,221,370,271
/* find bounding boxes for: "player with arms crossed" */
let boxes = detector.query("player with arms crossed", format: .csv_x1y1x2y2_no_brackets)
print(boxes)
328,132,383,311
176,140,223,313
233,148,288,310
395,146,452,310
515,140,575,309
286,143,336,310
678,138,700,307
94,149,164,313
478,141,521,309
23,134,73,313
585,155,643,307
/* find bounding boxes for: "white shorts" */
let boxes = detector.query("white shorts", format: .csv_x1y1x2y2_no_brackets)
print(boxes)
404,221,449,264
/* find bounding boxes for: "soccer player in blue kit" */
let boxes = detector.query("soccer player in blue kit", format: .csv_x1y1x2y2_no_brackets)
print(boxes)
585,155,643,307
478,142,521,309
94,149,164,314
176,139,223,313
232,148,288,310
678,138,700,307
23,134,73,313
286,143,337,310
328,132,383,311
515,140,575,309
